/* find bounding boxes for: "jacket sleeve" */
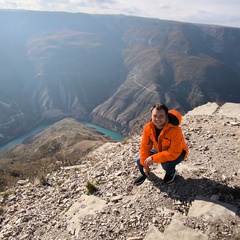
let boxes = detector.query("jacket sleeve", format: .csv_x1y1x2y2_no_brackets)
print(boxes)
152,127,184,163
140,125,153,167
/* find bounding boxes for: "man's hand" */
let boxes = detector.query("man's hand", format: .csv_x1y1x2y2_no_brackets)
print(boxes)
143,166,150,177
144,156,153,167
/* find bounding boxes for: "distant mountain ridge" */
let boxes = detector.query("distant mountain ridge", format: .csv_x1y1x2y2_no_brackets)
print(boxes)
1,10,240,146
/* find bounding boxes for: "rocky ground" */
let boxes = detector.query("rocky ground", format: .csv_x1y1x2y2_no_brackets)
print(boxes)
0,102,240,240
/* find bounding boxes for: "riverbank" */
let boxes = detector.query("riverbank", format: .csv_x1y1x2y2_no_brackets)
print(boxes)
0,120,124,151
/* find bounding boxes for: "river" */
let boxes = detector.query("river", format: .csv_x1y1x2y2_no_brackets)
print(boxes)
0,121,124,151
84,123,124,141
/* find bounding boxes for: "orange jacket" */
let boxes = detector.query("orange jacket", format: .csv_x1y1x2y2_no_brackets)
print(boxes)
140,110,189,167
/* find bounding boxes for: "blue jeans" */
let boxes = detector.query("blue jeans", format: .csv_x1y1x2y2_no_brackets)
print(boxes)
136,149,186,177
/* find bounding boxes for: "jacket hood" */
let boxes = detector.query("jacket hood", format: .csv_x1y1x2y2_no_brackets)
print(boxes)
168,110,182,126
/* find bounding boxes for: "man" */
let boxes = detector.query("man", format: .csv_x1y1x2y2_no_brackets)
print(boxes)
134,103,189,185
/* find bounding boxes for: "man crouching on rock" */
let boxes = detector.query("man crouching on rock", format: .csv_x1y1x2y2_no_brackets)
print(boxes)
134,103,189,185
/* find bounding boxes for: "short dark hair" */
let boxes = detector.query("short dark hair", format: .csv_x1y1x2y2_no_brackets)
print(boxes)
150,103,168,115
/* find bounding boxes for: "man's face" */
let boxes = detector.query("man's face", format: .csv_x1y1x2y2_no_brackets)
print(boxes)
151,108,168,129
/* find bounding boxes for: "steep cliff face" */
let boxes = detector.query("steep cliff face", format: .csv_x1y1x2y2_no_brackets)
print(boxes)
0,11,240,146
90,19,240,132
0,11,127,145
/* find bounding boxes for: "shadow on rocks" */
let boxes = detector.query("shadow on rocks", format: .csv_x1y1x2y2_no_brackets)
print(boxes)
148,172,240,217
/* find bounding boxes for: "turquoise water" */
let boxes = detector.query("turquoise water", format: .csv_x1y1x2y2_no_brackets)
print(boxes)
84,122,124,141
0,121,124,151
0,123,53,151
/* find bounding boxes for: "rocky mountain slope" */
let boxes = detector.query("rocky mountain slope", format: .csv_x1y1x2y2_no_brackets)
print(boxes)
0,102,240,239
1,10,240,146
0,118,112,191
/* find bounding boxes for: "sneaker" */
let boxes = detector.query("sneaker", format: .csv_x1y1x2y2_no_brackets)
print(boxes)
134,175,146,186
163,170,178,184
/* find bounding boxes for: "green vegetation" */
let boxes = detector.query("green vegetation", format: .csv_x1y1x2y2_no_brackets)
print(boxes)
192,169,207,176
56,180,65,186
0,206,4,216
2,190,16,199
85,181,98,195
